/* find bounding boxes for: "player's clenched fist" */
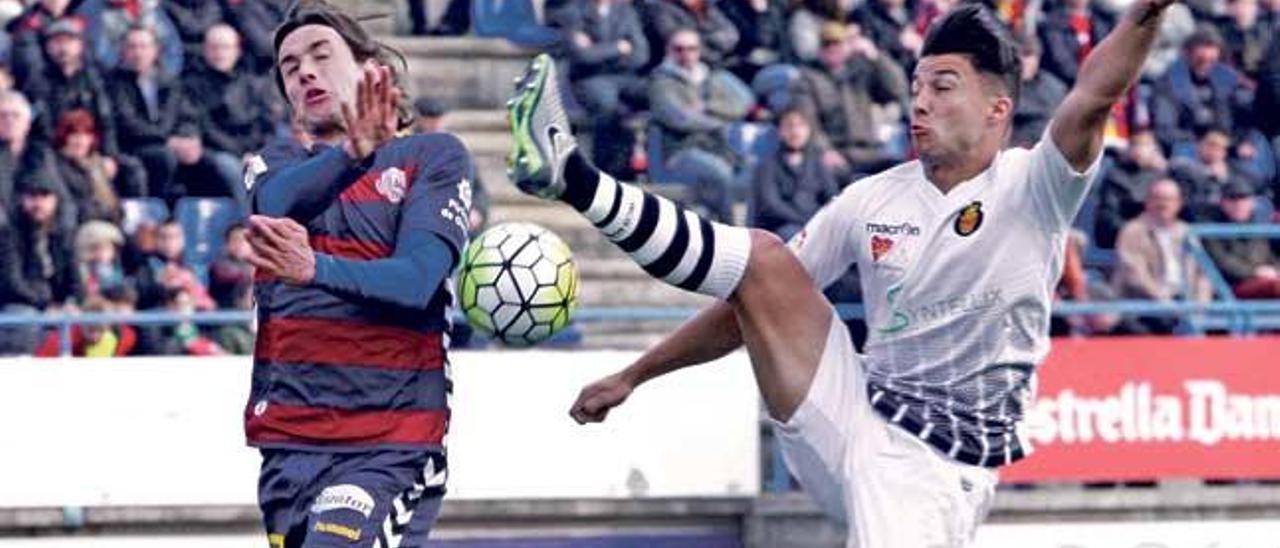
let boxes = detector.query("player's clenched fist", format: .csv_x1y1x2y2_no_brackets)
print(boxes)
569,372,636,424
246,215,316,285
341,64,401,160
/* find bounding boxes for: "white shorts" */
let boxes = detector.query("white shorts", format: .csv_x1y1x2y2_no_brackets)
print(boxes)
771,310,999,548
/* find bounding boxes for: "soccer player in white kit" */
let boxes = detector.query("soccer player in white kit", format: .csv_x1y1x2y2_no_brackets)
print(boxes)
505,1,1179,545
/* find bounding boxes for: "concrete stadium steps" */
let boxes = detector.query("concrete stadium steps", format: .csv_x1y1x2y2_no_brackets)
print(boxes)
392,36,702,348
385,36,536,110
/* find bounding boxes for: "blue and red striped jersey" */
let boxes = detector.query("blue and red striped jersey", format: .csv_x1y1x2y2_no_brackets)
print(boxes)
244,133,473,452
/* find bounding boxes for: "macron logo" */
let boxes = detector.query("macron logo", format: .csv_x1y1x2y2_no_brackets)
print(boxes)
865,222,921,236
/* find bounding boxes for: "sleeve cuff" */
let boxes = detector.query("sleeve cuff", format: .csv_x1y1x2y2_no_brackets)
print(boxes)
1041,123,1104,180
311,253,338,288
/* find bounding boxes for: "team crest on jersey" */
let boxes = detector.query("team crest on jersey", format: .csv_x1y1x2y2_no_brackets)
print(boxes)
871,235,894,262
954,201,984,237
377,168,408,204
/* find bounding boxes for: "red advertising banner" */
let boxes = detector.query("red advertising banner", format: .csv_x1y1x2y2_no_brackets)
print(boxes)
1000,336,1280,483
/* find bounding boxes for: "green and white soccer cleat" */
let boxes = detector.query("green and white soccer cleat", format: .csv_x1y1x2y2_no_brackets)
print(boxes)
506,53,577,199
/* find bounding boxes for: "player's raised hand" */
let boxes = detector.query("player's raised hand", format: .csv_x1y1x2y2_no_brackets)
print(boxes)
246,215,316,285
341,64,401,160
569,372,635,424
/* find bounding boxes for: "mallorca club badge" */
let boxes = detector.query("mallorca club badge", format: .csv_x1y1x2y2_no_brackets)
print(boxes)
954,201,984,237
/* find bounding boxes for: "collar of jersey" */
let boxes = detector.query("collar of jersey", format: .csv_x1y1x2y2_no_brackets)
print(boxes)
913,150,1002,213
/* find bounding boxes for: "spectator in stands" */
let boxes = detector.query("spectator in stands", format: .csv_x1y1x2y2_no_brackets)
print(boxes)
53,109,149,224
1153,26,1246,157
1053,231,1121,336
108,25,206,202
1170,125,1258,219
719,0,789,81
208,224,253,354
222,0,289,73
649,28,753,222
0,90,65,214
412,97,491,231
21,17,119,156
134,219,214,311
6,172,77,315
788,0,855,64
121,218,158,275
1094,129,1170,248
0,208,40,355
750,108,840,238
1012,35,1068,149
1203,178,1280,298
96,0,184,73
1139,2,1196,80
34,297,140,357
73,219,128,301
853,0,921,72
1253,25,1280,139
1038,0,1115,85
407,0,471,36
1112,179,1213,333
182,24,278,203
1266,0,1280,25
647,0,740,67
561,0,650,175
163,0,226,69
155,285,225,355
1216,0,1273,79
4,0,99,84
209,224,251,309
789,22,908,180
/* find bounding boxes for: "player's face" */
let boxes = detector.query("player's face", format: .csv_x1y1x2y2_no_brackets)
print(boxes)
910,54,1003,166
277,25,365,133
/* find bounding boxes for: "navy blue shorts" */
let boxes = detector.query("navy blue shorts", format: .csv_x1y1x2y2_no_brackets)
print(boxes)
258,449,446,548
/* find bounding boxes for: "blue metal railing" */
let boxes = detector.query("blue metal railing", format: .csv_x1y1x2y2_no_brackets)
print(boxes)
6,298,1280,357
2,223,1277,354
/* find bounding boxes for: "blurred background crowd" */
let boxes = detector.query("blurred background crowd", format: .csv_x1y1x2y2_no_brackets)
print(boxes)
0,0,1277,357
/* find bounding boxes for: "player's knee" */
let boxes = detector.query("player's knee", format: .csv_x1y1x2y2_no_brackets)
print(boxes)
745,229,795,280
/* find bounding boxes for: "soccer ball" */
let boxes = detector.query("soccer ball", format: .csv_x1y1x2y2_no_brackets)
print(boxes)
457,222,579,346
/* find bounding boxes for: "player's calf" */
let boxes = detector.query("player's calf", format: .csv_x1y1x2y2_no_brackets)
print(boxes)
506,54,751,299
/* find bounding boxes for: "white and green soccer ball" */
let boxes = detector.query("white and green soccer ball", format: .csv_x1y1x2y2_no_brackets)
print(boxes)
457,222,579,346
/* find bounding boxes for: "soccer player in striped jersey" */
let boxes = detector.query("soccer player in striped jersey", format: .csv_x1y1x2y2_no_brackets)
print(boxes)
239,2,471,547
508,1,1180,545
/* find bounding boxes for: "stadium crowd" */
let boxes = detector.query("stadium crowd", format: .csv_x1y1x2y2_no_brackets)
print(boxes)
0,0,1277,357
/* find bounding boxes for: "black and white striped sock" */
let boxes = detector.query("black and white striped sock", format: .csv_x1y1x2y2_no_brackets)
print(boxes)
559,152,750,300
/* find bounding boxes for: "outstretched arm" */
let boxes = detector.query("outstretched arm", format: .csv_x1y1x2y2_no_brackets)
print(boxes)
570,301,742,423
1051,0,1173,171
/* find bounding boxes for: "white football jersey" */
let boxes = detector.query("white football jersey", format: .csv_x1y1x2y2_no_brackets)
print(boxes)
791,129,1101,465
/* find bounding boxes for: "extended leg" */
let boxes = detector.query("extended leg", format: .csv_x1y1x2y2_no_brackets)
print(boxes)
508,54,832,420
